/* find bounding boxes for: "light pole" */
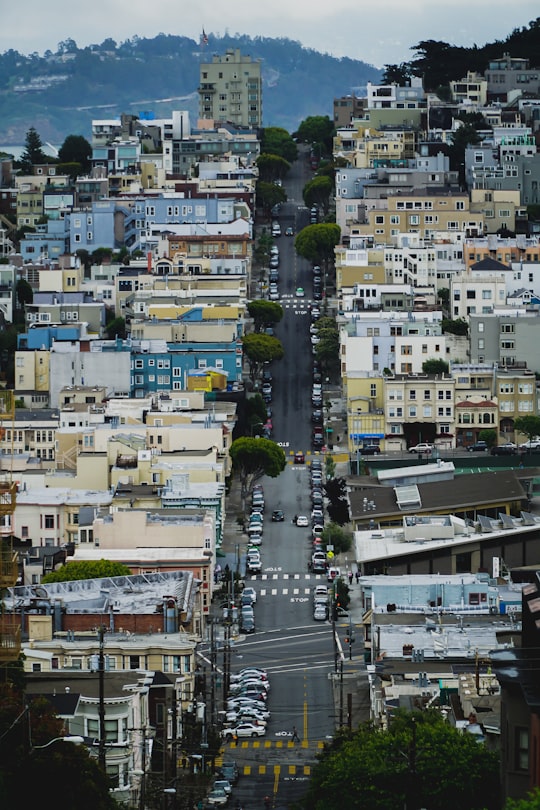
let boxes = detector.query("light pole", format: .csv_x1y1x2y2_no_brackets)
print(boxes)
32,735,85,750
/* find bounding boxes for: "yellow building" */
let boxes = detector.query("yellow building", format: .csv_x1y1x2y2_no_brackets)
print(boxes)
14,349,50,408
334,244,385,298
334,125,415,168
344,373,386,454
470,188,522,234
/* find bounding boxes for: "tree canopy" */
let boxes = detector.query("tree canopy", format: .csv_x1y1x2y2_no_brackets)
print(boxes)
324,477,350,525
229,437,286,506
295,115,335,155
301,710,500,810
260,127,298,163
422,358,449,374
41,559,132,583
256,180,287,218
242,332,284,383
256,153,291,182
514,415,540,446
303,175,334,215
19,126,48,173
321,522,352,554
247,300,284,332
295,223,341,268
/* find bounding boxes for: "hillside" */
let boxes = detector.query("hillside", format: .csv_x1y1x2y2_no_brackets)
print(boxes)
0,33,381,144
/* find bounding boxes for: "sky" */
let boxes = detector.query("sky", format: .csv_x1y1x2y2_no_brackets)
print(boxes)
1,1,539,68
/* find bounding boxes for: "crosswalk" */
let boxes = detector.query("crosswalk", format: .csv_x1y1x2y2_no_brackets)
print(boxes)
214,739,325,774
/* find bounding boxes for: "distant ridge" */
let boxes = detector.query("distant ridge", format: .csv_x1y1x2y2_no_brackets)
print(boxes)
0,33,381,143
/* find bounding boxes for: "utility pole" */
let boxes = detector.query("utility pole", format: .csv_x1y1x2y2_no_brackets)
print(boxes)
339,658,344,727
98,625,106,772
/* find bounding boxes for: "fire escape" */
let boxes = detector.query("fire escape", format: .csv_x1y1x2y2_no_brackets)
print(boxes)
0,391,21,663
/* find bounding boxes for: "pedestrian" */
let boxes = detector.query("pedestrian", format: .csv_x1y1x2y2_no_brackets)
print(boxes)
292,725,300,742
355,570,360,584
348,570,353,585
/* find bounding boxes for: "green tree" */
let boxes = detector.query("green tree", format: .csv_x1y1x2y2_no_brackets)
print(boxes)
321,522,352,554
256,181,287,219
247,300,284,332
245,393,269,436
256,153,291,183
229,437,286,509
324,477,350,525
506,790,540,810
58,132,92,168
260,127,298,163
104,316,126,339
514,415,540,447
303,175,334,215
302,710,500,810
442,317,468,336
478,428,497,448
381,63,413,84
42,559,131,583
422,358,449,374
0,684,117,810
295,115,335,156
16,278,33,309
253,231,274,275
325,454,336,480
19,126,47,173
242,333,284,383
315,327,340,378
295,223,341,271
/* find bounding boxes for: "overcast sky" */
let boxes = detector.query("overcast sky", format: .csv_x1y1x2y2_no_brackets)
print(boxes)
1,1,539,68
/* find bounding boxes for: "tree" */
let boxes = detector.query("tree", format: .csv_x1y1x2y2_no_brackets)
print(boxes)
247,300,284,332
315,328,340,378
295,223,341,270
242,333,284,383
303,176,334,215
58,134,91,173
253,231,274,275
325,454,336,481
295,115,335,156
245,393,268,436
321,522,352,554
260,127,298,163
19,127,47,173
478,428,497,448
41,559,132,583
0,684,116,810
441,317,468,336
256,153,291,182
229,437,286,509
506,790,540,810
16,278,33,309
422,359,449,374
324,477,350,525
381,63,413,85
514,415,540,447
104,316,126,339
301,709,500,810
256,181,287,218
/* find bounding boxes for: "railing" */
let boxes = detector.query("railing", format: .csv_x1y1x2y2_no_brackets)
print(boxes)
0,617,21,661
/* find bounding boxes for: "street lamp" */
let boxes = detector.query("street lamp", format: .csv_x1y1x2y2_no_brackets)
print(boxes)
32,735,85,750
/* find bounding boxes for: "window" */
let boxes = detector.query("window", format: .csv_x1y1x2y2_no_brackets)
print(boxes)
409,406,417,417
44,514,54,529
423,405,432,417
515,727,529,771
424,390,431,400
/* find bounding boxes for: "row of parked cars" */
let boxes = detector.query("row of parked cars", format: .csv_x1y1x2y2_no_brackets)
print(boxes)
246,486,265,576
221,667,270,745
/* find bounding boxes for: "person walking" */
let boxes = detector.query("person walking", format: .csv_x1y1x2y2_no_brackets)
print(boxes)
355,570,360,584
292,725,300,742
348,570,353,585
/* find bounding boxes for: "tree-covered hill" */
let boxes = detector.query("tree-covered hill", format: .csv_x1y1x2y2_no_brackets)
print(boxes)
0,33,381,143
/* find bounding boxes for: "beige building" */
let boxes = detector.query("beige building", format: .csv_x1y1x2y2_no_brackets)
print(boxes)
470,188,522,234
334,243,386,299
334,125,416,168
450,72,488,106
348,192,484,244
199,48,262,128
14,349,50,408
345,373,386,455
383,373,457,452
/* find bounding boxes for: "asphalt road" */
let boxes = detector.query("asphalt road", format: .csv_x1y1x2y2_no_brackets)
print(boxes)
209,152,338,809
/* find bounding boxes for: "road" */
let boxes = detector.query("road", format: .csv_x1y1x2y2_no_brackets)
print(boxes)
210,150,340,809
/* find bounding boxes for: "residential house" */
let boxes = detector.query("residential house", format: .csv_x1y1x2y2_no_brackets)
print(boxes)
198,48,262,128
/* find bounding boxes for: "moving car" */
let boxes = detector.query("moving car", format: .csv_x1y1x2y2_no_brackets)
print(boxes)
241,587,257,604
295,286,305,297
217,761,239,785
294,451,305,464
285,226,294,236
271,509,285,522
207,788,229,806
213,779,232,796
295,515,309,527
313,603,329,621
408,443,433,454
240,615,256,633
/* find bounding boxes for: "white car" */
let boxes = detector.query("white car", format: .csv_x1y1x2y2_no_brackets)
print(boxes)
295,287,305,297
207,789,229,806
242,587,257,604
213,780,232,796
226,710,268,726
408,443,433,454
520,439,540,450
221,722,266,740
296,515,309,527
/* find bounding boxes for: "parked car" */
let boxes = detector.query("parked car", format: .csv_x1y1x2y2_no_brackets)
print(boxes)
221,723,266,740
217,761,239,785
213,779,232,796
519,439,540,451
468,441,488,452
361,444,381,455
240,615,256,633
408,443,433,454
491,444,517,456
313,603,329,621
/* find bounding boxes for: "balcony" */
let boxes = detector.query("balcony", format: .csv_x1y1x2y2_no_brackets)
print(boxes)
0,617,21,662
0,544,18,589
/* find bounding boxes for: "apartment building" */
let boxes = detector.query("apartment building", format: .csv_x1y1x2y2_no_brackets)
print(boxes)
383,373,456,452
450,259,509,319
470,310,540,373
199,48,262,128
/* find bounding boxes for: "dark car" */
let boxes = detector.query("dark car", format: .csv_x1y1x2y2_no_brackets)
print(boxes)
294,451,305,464
468,441,488,452
312,395,323,407
240,615,256,634
491,444,517,456
218,761,239,785
313,289,323,301
361,444,381,455
271,509,285,521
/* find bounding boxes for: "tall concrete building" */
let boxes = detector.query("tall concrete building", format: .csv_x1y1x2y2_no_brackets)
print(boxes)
199,48,262,128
